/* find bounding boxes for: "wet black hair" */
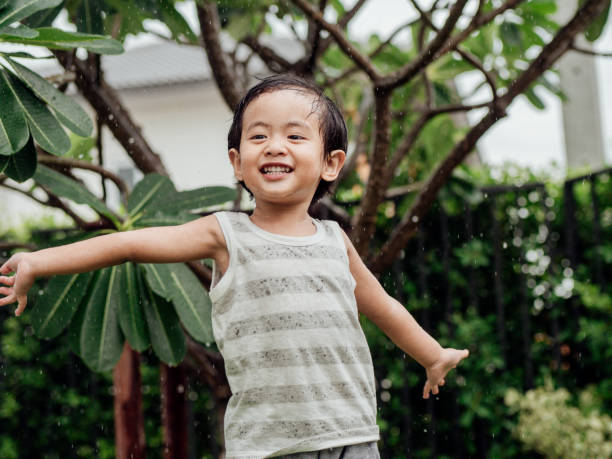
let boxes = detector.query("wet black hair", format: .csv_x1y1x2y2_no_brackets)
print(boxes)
227,74,348,204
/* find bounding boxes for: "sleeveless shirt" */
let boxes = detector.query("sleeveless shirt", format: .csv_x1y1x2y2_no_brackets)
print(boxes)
209,211,380,458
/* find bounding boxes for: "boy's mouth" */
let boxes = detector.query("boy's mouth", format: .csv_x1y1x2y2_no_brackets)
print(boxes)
260,165,294,175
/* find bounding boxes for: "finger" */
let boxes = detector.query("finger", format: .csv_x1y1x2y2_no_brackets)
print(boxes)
0,275,15,286
0,263,14,275
463,349,470,358
423,381,430,399
439,378,445,386
15,296,27,316
0,286,13,295
432,385,439,395
0,293,16,307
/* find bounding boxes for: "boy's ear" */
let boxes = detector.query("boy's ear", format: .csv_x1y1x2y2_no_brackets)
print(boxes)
321,149,346,181
228,148,243,180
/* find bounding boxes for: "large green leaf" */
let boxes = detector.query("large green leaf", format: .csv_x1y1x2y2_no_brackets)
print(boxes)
143,262,214,344
149,186,237,214
0,23,38,38
1,69,71,156
132,211,199,228
64,268,100,357
0,0,62,28
80,266,125,372
2,27,124,54
142,262,168,298
0,51,53,59
6,57,94,137
3,134,36,182
142,279,186,366
21,2,62,27
67,285,90,357
33,164,118,224
116,262,150,352
127,173,175,217
0,67,28,155
0,154,7,173
32,271,94,339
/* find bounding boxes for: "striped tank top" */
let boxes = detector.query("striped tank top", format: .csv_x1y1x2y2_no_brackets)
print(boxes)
209,211,380,458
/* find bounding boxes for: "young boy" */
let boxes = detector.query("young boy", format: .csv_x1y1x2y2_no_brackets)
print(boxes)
0,75,468,458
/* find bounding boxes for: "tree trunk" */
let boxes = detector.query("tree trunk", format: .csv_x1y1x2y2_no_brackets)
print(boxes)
161,363,188,459
113,342,146,459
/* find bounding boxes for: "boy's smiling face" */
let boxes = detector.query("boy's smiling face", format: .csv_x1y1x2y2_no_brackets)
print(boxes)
229,89,345,207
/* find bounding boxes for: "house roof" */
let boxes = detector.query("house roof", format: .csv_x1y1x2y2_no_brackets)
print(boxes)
31,37,304,90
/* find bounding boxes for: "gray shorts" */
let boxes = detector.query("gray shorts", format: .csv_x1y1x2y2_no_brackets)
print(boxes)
275,441,380,458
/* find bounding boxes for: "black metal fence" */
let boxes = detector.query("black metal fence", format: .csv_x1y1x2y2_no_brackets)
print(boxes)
373,167,611,458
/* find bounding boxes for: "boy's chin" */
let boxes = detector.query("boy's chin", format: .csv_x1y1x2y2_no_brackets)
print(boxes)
254,189,314,206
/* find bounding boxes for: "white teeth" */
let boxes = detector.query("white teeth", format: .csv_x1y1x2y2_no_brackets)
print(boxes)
262,166,292,173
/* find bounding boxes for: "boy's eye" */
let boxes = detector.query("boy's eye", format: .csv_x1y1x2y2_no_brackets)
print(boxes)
251,134,266,140
288,135,304,140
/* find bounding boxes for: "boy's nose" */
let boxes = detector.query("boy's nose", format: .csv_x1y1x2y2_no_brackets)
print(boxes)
265,138,287,156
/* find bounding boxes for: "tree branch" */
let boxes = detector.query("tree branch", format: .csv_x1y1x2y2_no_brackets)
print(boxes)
350,87,392,255
425,100,494,115
315,0,368,61
570,42,612,57
437,0,527,57
386,111,432,180
411,0,498,100
332,90,372,192
379,0,469,89
369,0,609,274
0,181,92,230
290,0,382,82
303,0,327,76
37,154,130,202
240,35,294,73
196,1,242,110
53,51,168,176
324,20,415,87
455,46,498,99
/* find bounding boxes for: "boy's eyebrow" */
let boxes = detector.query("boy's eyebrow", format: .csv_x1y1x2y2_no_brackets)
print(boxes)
245,120,312,131
245,121,270,131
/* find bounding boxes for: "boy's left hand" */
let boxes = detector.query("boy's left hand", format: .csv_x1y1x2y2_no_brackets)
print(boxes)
423,348,469,399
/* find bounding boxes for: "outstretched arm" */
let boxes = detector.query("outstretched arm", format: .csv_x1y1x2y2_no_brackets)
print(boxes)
0,214,226,316
340,230,469,399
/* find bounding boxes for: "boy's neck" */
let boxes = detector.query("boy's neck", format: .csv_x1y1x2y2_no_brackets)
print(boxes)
250,201,316,236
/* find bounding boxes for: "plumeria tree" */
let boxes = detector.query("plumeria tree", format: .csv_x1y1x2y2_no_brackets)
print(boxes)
1,0,611,457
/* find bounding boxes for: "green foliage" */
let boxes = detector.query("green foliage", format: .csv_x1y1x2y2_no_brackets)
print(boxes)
0,0,122,181
0,299,219,457
365,164,611,456
20,172,236,372
505,384,612,458
1,164,610,456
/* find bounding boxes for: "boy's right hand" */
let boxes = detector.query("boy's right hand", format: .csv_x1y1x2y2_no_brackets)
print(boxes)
0,253,35,317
